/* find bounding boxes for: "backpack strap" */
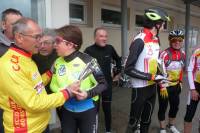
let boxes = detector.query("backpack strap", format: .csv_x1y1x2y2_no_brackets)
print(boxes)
165,48,172,67
165,48,185,68
180,50,185,67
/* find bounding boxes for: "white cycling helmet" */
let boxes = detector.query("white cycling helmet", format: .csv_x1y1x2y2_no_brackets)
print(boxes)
169,30,184,40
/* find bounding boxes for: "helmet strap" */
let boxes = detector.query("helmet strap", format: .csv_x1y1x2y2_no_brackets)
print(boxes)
155,24,161,46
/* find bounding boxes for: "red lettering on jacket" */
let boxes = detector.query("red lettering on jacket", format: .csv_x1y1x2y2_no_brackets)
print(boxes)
9,98,28,133
10,55,20,71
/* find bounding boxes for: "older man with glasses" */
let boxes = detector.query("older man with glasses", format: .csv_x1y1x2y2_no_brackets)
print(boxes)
0,17,80,133
33,28,58,93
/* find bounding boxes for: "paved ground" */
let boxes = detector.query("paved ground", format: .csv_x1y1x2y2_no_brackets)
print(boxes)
103,77,200,133
50,77,200,133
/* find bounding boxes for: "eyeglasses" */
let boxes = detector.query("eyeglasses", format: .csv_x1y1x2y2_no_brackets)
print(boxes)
170,37,183,43
55,36,78,47
40,40,55,46
20,33,43,41
55,36,69,45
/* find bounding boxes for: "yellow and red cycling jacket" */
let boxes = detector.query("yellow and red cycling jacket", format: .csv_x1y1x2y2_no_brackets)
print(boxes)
0,46,69,133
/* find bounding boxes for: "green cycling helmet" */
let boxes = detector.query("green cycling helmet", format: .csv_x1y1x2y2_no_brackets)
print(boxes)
145,7,170,22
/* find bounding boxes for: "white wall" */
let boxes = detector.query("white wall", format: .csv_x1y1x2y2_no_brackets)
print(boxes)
46,0,70,28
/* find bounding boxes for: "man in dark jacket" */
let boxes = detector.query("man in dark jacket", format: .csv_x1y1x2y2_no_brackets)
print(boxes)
32,28,58,93
0,32,10,56
84,27,121,133
0,8,22,133
0,8,22,56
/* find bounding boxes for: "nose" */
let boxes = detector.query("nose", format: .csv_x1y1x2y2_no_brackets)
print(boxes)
40,42,46,47
53,44,58,49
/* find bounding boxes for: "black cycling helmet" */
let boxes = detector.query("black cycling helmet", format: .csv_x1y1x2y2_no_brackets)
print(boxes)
169,30,184,40
145,7,170,22
144,8,170,45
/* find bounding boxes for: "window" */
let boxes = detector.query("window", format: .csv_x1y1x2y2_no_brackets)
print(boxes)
177,24,199,62
163,21,169,31
177,25,199,47
69,0,87,24
0,0,46,27
101,5,121,27
135,15,143,27
31,0,46,27
190,27,199,47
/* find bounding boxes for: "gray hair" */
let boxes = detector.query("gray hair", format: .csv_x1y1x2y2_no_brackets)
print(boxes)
12,17,36,36
42,28,57,40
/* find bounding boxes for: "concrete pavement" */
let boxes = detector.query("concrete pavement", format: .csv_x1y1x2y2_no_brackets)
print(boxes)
100,77,200,133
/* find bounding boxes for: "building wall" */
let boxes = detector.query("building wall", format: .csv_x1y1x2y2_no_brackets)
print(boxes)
73,0,200,56
0,0,200,56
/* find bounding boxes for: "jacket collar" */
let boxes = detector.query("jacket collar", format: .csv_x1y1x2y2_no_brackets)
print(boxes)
64,50,79,62
143,28,158,43
143,28,154,39
0,31,12,46
10,44,32,58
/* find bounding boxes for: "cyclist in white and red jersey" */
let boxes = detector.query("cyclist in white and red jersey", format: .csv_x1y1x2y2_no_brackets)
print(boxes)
184,44,200,133
125,7,170,133
158,30,185,133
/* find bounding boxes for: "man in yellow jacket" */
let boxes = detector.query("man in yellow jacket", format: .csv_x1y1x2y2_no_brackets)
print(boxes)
0,17,79,133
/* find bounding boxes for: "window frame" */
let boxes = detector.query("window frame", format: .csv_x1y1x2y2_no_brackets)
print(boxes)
101,4,121,28
177,24,199,60
135,14,144,28
69,0,87,24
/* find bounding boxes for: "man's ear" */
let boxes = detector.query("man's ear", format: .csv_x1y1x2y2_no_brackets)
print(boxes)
15,33,23,44
1,21,6,30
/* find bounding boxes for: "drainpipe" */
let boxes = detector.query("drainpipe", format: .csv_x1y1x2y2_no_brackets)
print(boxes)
185,1,191,68
121,0,128,61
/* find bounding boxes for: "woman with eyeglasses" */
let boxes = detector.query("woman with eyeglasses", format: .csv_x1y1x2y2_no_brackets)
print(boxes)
158,30,185,133
50,25,107,133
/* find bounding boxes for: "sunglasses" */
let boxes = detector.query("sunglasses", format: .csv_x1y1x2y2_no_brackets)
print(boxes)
170,37,183,43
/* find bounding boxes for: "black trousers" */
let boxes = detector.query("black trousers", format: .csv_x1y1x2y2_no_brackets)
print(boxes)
157,84,181,121
60,107,97,133
184,82,200,122
127,84,157,133
0,109,3,133
100,83,112,132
